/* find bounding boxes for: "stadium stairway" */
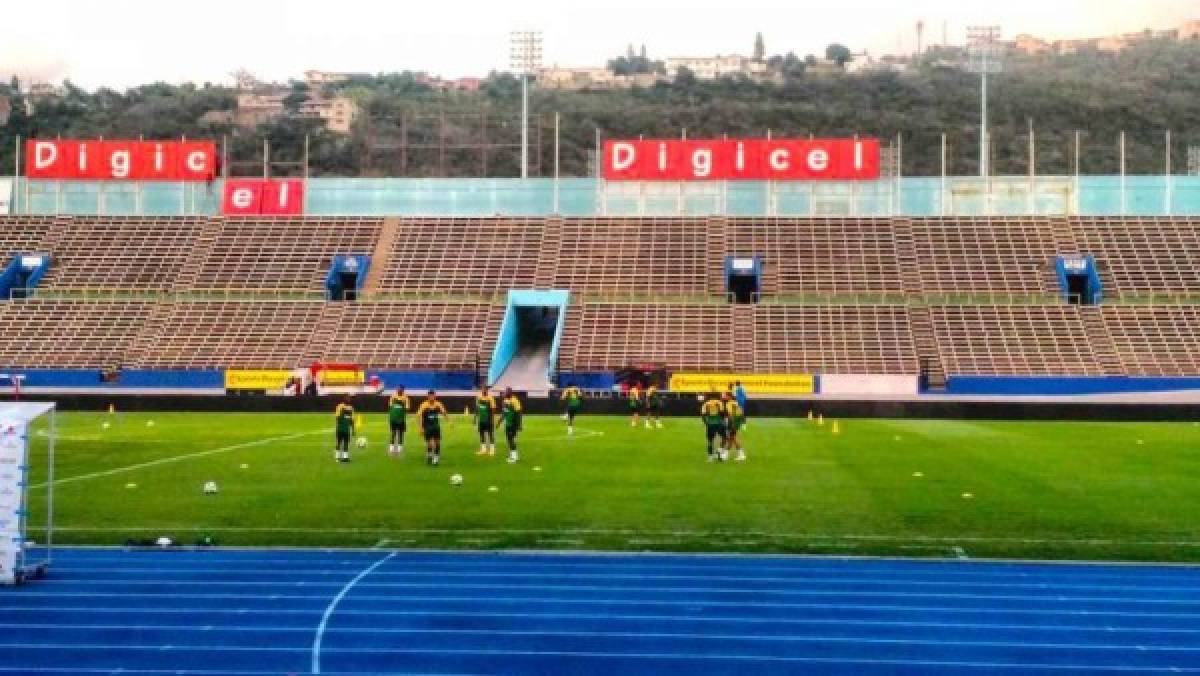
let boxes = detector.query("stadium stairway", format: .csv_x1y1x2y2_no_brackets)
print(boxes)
908,306,947,389
360,217,401,296
1079,306,1126,376
732,305,756,372
493,344,555,393
305,303,349,364
171,218,222,293
891,219,923,294
532,217,563,289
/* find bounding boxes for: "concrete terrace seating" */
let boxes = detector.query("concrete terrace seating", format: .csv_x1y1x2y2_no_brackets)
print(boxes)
928,305,1104,376
38,217,205,292
549,218,714,295
563,303,734,372
134,301,326,369
753,305,918,375
191,218,382,294
728,217,902,295
1101,305,1200,377
1072,217,1200,296
908,217,1061,295
375,218,542,294
320,302,502,371
0,216,55,258
0,299,152,368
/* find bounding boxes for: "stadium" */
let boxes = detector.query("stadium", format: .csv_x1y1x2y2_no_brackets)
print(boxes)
4,11,1200,674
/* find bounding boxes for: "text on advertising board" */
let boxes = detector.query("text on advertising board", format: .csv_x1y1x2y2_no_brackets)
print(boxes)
603,138,879,181
25,140,217,181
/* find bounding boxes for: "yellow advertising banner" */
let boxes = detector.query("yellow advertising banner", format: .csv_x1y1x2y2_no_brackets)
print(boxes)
225,369,292,391
669,373,815,394
319,369,365,386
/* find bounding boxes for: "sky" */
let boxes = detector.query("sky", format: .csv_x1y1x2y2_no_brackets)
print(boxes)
0,0,1195,89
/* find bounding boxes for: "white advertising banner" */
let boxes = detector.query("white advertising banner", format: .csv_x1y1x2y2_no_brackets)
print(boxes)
0,419,27,584
0,178,12,215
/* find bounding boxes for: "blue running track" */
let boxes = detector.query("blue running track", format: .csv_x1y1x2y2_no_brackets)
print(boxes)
1,547,1200,674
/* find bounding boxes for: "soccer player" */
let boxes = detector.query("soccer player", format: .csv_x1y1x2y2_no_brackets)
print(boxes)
500,387,523,463
561,384,583,436
734,381,748,429
416,391,449,466
474,386,498,456
388,386,410,456
333,396,355,463
700,392,727,462
646,384,663,429
723,391,747,462
628,383,643,428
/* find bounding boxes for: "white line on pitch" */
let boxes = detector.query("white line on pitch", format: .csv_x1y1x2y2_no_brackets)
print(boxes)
27,430,326,489
311,551,395,674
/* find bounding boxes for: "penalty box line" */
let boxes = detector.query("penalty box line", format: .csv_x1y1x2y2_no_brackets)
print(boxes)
28,430,327,490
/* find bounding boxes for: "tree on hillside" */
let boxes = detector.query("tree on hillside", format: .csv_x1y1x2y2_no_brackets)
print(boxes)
826,43,853,66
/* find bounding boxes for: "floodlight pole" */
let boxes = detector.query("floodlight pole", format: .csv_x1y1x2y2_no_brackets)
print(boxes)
521,74,529,179
510,30,543,180
968,26,1001,178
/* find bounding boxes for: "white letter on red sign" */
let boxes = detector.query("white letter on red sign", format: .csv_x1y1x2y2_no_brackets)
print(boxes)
769,149,790,171
806,148,829,172
692,148,712,178
110,151,131,178
34,142,58,170
186,151,208,173
735,142,745,171
231,188,255,209
77,144,89,173
657,143,668,171
154,144,166,173
277,181,291,208
612,143,636,171
854,140,863,171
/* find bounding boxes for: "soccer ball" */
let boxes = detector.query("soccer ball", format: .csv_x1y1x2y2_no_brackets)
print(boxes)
356,436,368,448
450,473,464,486
203,481,219,494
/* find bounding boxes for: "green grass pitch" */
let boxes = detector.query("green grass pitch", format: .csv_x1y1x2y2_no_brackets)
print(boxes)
20,410,1200,562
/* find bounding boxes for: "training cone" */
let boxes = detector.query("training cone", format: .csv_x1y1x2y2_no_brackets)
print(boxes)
817,414,825,426
108,403,115,414
807,410,814,421
831,421,840,435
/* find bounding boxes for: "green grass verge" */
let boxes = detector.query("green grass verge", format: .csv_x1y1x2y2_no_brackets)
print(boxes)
20,411,1200,562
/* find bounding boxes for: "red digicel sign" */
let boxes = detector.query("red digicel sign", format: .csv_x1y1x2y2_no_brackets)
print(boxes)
222,179,305,216
25,139,217,181
603,138,880,181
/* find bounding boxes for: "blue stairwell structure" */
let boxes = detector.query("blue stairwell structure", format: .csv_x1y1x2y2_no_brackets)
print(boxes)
325,255,371,301
488,290,571,387
0,253,51,300
1055,255,1103,305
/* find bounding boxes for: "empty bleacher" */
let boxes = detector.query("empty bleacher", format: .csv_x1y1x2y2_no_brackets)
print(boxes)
0,216,56,258
0,299,152,368
753,305,918,374
38,217,205,292
1101,305,1200,376
319,302,502,371
562,303,734,372
1072,217,1200,296
928,305,1105,376
548,218,716,295
907,217,1062,296
190,217,382,294
133,301,326,369
728,218,902,296
374,218,542,295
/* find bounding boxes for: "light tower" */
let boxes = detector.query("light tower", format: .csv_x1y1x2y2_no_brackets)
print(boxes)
967,25,1002,177
509,30,543,179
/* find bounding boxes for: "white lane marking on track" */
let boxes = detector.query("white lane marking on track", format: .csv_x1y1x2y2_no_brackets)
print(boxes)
311,551,395,674
27,430,326,489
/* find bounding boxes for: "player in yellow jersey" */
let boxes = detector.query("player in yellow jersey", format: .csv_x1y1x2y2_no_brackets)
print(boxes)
700,392,728,462
474,386,498,456
416,391,449,466
500,387,523,463
560,384,583,436
628,383,643,427
722,391,746,462
387,386,409,456
333,396,355,463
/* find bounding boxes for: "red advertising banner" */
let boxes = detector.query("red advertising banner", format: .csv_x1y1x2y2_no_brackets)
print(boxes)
25,139,217,181
222,179,305,216
602,138,880,181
